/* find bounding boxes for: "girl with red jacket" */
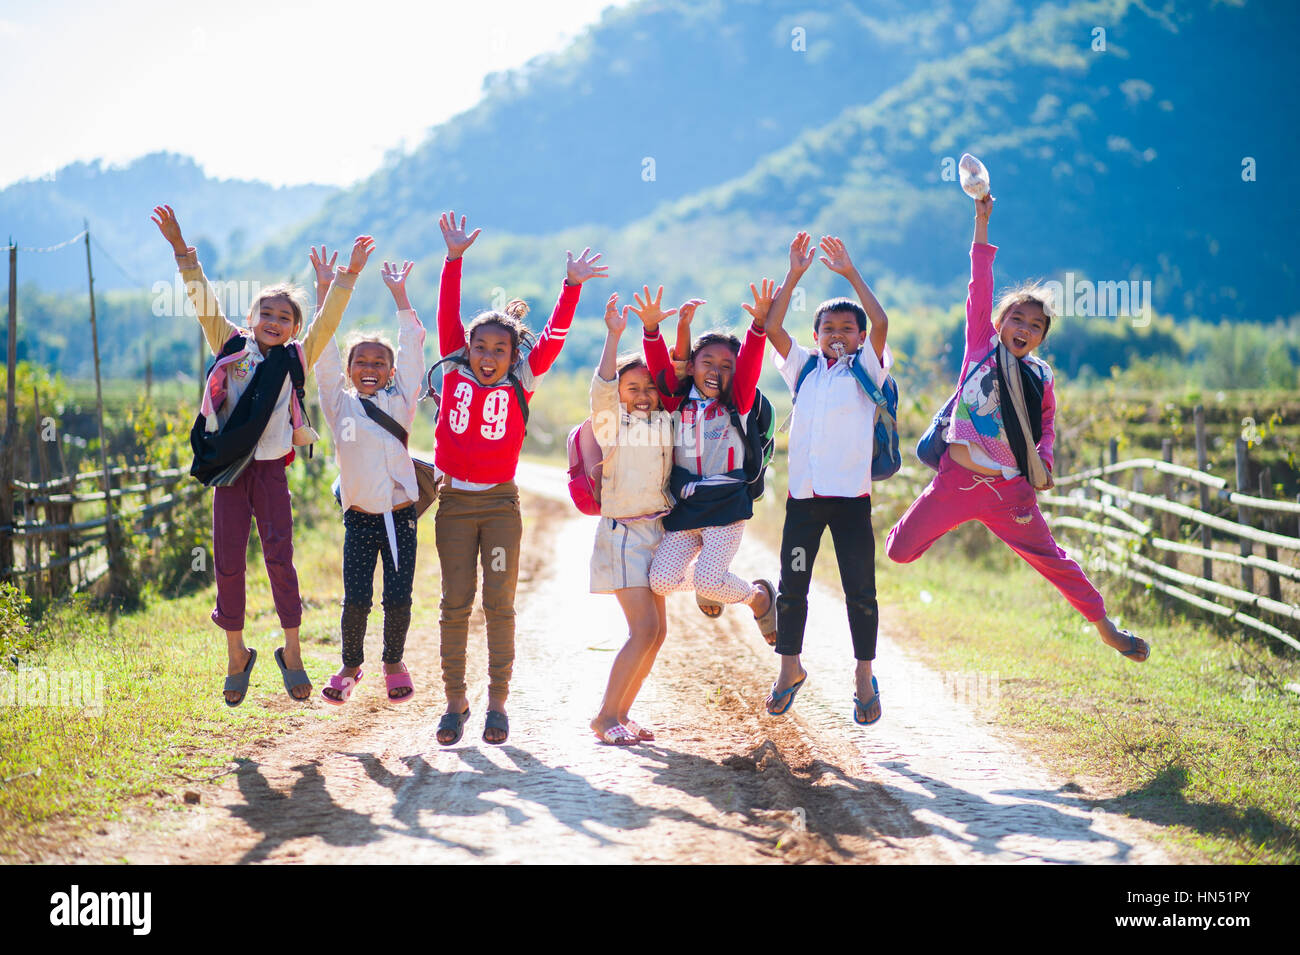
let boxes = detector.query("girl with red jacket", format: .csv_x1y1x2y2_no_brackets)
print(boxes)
432,211,607,746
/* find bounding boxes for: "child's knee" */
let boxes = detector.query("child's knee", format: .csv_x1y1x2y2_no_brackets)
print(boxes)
884,526,915,563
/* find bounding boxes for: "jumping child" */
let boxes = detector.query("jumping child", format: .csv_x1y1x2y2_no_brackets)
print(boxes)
587,293,680,745
151,205,374,705
638,284,778,643
761,232,893,725
885,193,1150,662
313,253,426,705
432,211,607,745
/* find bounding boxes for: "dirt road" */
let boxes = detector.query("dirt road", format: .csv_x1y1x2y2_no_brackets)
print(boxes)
39,463,1173,864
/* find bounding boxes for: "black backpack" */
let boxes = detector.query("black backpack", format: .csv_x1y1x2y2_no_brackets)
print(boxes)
727,388,776,500
190,335,309,487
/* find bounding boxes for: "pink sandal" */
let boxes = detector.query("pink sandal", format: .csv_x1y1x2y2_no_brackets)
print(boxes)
623,718,655,741
385,666,415,704
321,668,363,706
595,725,639,746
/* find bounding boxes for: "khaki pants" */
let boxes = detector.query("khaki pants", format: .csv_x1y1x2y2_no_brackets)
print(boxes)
434,482,522,699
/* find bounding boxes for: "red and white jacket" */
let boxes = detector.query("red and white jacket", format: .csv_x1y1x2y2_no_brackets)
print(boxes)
433,255,582,485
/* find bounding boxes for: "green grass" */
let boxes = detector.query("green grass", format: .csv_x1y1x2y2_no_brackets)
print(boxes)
0,521,374,857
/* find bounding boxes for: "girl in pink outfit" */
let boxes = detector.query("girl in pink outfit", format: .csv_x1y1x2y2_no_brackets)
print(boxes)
885,193,1149,663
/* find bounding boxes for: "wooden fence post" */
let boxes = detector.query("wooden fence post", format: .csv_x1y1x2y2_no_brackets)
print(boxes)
1194,405,1213,580
1259,469,1282,602
1235,438,1254,593
1160,438,1178,568
1,240,16,585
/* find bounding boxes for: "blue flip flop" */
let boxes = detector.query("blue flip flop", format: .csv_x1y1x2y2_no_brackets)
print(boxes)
437,708,470,746
483,710,510,745
853,676,881,726
273,647,312,700
1117,630,1150,662
766,672,808,716
223,648,257,708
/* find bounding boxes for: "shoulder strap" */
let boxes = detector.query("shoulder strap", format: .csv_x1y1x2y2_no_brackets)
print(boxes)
791,354,820,403
424,354,530,427
358,397,409,447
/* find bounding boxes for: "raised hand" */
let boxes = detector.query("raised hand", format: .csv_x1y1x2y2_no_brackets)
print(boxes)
381,260,414,293
975,193,994,220
439,210,481,260
566,247,608,285
150,205,187,255
381,260,414,310
677,298,706,324
742,278,781,330
347,235,376,274
789,231,816,276
603,293,628,335
629,285,677,333
818,235,856,277
309,245,338,286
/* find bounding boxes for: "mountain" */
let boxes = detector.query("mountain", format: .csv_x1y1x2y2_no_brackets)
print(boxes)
247,0,1020,274
0,152,337,293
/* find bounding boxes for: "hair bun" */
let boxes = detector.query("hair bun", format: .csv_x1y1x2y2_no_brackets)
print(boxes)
505,299,530,320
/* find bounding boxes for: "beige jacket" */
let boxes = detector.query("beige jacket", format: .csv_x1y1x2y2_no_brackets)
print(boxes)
589,372,674,520
177,248,356,460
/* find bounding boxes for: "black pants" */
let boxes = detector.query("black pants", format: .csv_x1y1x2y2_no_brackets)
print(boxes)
341,504,418,667
775,496,878,660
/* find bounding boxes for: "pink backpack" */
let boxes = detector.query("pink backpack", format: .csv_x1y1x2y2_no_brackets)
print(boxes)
566,418,604,515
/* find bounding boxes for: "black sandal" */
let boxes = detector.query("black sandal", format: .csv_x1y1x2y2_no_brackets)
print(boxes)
483,710,510,745
436,708,470,746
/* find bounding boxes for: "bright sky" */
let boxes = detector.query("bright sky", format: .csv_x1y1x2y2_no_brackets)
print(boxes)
0,0,631,189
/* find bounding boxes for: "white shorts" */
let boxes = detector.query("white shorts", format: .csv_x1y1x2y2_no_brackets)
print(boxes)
590,517,665,594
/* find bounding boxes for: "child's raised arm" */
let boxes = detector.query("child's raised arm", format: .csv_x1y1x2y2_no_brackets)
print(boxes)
633,285,681,413
819,235,888,363
309,245,338,313
765,231,816,360
965,194,997,370
597,292,627,382
437,210,480,358
384,260,427,428
735,279,775,415
301,235,374,367
151,204,239,353
526,247,606,378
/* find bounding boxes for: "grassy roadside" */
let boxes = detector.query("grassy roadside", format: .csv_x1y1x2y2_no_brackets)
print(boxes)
0,520,433,860
748,460,1300,864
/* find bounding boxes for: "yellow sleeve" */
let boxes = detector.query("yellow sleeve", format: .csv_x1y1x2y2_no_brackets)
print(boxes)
300,270,357,368
175,248,242,354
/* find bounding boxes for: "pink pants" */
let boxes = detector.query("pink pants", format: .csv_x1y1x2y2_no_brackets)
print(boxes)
885,454,1106,622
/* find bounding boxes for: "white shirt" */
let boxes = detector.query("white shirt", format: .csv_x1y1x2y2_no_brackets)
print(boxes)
774,340,893,499
316,310,426,512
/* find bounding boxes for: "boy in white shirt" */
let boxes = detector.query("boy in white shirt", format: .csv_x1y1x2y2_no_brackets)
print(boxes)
314,255,427,705
762,233,892,727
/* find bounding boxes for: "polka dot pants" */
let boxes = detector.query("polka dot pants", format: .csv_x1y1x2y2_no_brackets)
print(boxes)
649,521,754,603
341,504,418,667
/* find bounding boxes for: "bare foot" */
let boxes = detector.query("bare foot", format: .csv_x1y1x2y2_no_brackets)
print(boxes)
279,645,312,699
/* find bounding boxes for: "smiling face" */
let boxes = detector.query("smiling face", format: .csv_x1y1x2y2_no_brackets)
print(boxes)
617,365,660,416
815,307,868,360
687,342,737,401
248,294,300,352
995,300,1048,359
349,342,394,396
468,324,515,385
